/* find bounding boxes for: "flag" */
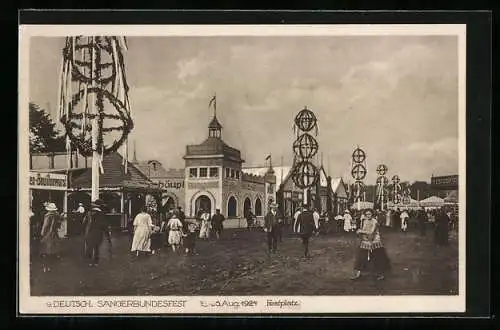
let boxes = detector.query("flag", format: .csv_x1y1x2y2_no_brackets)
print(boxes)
265,154,271,161
209,94,216,109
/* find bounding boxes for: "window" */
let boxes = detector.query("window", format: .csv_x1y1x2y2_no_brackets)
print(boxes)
227,196,237,217
189,168,197,178
210,167,219,178
255,198,262,216
236,171,240,179
231,169,235,178
199,167,208,178
226,168,230,178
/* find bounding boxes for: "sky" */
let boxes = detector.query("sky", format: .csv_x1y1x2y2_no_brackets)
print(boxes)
28,35,459,183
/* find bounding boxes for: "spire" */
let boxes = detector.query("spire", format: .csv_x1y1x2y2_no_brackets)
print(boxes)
208,93,222,139
132,140,138,163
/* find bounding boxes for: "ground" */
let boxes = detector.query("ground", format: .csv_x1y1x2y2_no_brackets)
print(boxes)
30,226,458,296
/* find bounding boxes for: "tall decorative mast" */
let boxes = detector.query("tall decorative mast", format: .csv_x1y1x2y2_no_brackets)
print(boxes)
58,36,133,201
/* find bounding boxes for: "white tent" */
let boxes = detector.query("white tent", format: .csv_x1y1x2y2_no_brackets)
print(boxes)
419,196,445,207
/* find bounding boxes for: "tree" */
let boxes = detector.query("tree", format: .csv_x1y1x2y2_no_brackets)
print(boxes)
29,102,66,153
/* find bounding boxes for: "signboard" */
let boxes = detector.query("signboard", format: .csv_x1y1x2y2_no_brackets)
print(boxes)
188,181,219,190
29,172,67,191
431,175,458,190
153,179,185,190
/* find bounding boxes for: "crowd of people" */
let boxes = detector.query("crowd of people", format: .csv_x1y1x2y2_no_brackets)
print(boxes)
31,197,456,281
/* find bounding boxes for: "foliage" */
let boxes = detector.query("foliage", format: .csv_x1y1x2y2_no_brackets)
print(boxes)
29,102,66,153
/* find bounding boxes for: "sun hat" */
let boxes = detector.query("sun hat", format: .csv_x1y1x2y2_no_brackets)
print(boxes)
45,203,58,212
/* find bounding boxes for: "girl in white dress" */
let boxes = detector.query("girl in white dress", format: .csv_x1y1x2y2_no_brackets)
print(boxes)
167,213,184,252
343,210,353,232
131,206,154,257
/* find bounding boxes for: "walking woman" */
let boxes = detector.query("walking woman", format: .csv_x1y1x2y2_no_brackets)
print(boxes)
198,209,211,240
39,203,61,273
83,199,111,267
351,208,391,281
131,205,154,257
167,211,184,253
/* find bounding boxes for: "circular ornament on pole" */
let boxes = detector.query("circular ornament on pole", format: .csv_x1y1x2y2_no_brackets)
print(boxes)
353,180,366,194
376,164,388,176
352,148,366,163
376,176,389,186
294,107,317,132
292,133,319,159
351,164,367,180
393,194,401,204
291,161,318,189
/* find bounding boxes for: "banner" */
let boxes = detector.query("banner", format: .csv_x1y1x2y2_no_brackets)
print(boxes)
29,172,67,191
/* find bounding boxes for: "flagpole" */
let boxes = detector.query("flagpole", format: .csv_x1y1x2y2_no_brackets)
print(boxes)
90,36,100,202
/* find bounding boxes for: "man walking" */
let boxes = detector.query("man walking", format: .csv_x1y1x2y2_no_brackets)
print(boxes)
294,204,317,258
264,203,282,254
211,209,225,240
83,199,111,267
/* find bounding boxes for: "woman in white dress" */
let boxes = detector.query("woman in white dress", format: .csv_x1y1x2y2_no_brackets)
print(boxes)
131,206,154,257
198,210,211,239
167,212,184,252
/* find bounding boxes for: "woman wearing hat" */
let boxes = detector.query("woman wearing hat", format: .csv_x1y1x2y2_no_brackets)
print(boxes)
39,203,61,272
83,199,111,267
351,208,391,280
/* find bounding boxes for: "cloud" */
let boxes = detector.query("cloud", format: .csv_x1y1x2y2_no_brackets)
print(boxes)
176,56,213,83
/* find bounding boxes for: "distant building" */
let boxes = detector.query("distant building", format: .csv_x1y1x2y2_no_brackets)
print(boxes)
431,174,459,203
135,160,185,213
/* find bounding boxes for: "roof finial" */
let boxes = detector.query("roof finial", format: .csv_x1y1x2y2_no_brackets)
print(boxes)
209,93,217,119
132,140,137,163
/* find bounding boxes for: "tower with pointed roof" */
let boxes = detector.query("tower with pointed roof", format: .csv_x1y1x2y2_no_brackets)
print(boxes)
183,100,246,218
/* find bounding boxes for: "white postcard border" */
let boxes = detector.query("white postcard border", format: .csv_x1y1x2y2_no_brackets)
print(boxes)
18,24,467,314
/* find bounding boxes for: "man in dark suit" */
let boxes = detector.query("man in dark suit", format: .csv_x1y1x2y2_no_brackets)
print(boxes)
264,203,282,254
294,204,317,258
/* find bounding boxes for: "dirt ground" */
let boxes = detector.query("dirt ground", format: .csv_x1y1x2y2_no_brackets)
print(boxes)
29,226,458,296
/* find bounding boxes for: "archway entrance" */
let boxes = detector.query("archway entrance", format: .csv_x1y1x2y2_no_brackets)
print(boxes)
227,196,237,218
255,198,262,216
244,197,252,218
195,195,212,217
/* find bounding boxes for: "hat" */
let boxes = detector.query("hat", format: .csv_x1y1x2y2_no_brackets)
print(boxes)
45,203,58,212
270,203,278,208
344,209,350,213
79,202,83,206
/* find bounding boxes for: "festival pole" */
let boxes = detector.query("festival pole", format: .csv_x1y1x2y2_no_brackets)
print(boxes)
59,36,133,204
90,37,100,202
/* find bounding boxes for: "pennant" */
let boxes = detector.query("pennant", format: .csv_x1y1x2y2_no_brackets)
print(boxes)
265,154,271,161
209,94,216,110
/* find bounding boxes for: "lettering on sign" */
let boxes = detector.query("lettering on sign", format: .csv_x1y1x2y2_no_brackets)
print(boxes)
29,172,67,190
154,179,185,190
431,175,458,187
188,181,219,190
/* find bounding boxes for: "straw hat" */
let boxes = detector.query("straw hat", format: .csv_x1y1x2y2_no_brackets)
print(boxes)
91,199,105,209
270,203,278,208
45,203,58,212
344,209,350,213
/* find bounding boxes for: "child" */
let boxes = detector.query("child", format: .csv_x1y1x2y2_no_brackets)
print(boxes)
183,221,198,256
167,212,184,253
150,225,162,254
